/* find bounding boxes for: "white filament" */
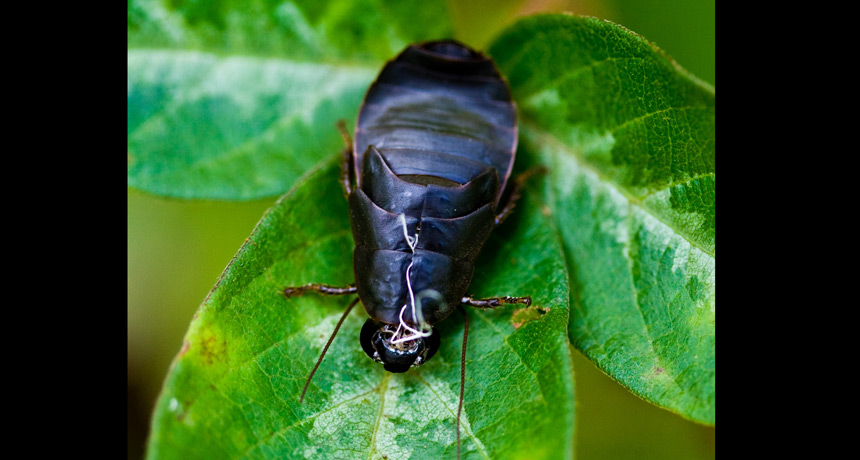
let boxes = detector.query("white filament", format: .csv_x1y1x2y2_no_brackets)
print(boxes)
389,214,433,345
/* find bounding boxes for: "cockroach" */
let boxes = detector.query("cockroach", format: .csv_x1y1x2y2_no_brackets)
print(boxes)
284,40,537,458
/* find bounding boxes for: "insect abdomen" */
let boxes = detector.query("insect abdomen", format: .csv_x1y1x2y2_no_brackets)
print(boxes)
349,41,516,326
354,41,518,194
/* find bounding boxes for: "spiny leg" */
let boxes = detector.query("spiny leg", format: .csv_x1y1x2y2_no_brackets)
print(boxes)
495,166,547,226
456,295,529,457
337,120,355,198
300,296,360,402
336,119,352,148
461,294,532,309
283,283,357,298
457,305,470,460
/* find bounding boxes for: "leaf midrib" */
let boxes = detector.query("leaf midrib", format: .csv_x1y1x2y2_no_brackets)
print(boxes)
529,114,713,420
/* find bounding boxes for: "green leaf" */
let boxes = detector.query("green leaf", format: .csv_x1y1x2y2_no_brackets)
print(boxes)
146,156,575,459
489,14,715,424
127,50,376,199
127,0,453,199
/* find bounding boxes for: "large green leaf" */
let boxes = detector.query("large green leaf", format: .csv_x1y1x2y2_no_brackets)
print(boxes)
146,156,575,459
132,2,715,453
127,50,375,199
489,15,715,424
127,0,452,199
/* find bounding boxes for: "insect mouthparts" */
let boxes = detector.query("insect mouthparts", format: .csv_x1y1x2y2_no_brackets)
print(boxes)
359,319,441,373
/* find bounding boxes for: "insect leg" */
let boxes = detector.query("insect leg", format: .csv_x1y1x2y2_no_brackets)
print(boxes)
494,166,548,226
300,296,360,402
284,283,357,298
457,305,469,460
461,294,532,308
337,120,355,198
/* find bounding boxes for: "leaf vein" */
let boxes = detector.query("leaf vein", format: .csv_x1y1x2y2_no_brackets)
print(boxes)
411,373,491,460
235,387,379,460
518,55,645,99
639,172,715,200
368,373,391,460
523,119,714,257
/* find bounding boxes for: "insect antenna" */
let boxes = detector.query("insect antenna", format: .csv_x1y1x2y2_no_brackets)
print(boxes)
457,305,470,460
300,296,360,403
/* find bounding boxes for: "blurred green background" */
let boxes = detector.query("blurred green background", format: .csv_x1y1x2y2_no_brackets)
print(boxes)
127,1,715,458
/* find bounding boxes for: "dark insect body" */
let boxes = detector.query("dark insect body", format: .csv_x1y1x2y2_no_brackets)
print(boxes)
285,40,536,458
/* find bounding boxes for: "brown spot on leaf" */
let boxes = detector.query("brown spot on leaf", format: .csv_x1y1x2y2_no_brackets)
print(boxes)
199,332,227,366
176,398,194,422
541,206,551,217
179,340,191,357
511,306,549,329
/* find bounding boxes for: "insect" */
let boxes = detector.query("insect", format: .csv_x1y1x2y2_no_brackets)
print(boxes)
284,40,538,458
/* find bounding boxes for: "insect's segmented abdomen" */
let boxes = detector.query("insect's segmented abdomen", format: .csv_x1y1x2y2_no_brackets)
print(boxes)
350,41,517,326
354,41,518,194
